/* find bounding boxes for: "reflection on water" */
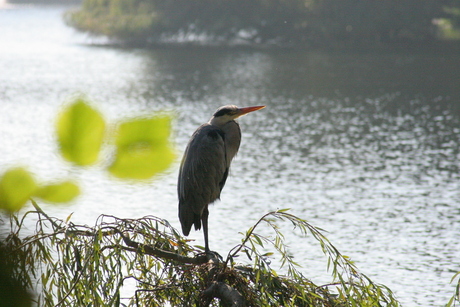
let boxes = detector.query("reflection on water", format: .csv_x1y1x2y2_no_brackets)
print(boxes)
265,94,459,179
1,4,460,306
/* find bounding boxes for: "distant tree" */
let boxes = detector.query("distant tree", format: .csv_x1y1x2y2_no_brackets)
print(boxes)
438,0,460,40
308,0,449,45
65,0,313,45
65,0,459,47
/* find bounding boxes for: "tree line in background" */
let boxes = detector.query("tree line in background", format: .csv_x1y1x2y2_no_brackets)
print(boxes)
65,0,460,47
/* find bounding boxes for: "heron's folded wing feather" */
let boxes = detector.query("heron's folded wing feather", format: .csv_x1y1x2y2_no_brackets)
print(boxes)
178,124,227,215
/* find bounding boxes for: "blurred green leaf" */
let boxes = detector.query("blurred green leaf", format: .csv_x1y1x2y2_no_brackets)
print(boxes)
0,167,37,213
56,98,106,166
35,181,80,203
108,115,175,179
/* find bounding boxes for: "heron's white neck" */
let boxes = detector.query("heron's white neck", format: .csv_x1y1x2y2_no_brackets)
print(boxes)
209,115,235,128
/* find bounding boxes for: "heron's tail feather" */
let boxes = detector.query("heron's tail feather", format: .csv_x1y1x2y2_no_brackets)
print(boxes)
179,200,201,236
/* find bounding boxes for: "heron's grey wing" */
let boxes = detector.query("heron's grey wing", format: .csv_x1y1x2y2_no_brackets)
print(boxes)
178,124,227,234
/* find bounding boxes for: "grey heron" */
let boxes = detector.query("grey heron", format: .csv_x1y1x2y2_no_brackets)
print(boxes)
178,105,266,253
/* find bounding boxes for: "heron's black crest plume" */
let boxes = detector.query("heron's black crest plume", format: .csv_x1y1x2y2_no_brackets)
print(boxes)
213,105,238,118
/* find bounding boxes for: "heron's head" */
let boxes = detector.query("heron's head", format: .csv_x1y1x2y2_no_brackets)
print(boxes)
209,105,265,127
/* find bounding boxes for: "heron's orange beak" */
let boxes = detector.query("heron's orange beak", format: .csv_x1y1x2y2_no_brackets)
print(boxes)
237,105,266,116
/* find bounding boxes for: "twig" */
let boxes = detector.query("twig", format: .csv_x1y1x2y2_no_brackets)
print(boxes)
30,198,62,230
224,210,278,267
53,242,93,307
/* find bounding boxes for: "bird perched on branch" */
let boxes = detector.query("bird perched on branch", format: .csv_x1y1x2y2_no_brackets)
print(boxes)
178,105,265,253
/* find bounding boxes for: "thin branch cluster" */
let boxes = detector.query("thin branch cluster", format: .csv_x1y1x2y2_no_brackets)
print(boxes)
1,201,401,306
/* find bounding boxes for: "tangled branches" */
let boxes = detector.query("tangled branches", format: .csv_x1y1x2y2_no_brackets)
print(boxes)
1,200,400,306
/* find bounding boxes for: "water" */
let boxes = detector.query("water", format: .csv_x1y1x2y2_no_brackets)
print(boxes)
1,3,460,306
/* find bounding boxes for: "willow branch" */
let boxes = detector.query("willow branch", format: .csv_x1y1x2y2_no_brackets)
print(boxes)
30,198,62,230
105,227,208,265
29,200,208,265
225,210,278,267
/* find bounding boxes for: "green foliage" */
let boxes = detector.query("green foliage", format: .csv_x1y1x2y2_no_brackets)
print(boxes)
438,3,460,40
65,0,459,47
0,242,33,307
0,167,37,213
448,271,460,307
35,181,80,204
308,0,446,44
56,97,175,179
65,0,312,44
2,205,401,306
65,0,158,40
0,97,174,214
0,167,81,213
108,115,175,179
56,98,106,166
226,210,399,306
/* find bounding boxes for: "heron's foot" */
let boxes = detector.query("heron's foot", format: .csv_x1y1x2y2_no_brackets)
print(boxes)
197,250,223,263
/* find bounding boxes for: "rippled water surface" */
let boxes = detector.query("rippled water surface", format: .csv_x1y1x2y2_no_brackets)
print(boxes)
1,4,460,306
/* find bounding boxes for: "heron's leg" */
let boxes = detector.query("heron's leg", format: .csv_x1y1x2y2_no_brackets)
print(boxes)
202,206,210,254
